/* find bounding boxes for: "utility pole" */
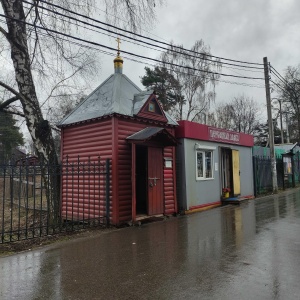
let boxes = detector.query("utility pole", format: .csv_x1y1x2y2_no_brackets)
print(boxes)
264,57,278,193
285,111,290,143
278,99,284,144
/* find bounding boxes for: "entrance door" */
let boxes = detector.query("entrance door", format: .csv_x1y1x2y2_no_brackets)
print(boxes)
221,148,232,191
232,149,240,196
147,147,164,215
220,148,240,197
136,146,148,214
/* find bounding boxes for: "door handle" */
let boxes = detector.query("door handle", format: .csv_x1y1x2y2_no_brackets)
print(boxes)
148,177,160,186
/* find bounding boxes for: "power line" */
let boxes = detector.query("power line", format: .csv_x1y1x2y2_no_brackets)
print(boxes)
270,65,287,83
26,5,264,75
269,65,290,88
270,67,300,99
0,13,265,81
270,79,299,103
65,0,171,44
22,7,166,54
21,0,264,71
28,25,265,89
0,18,265,91
269,64,300,97
270,70,291,90
23,0,263,67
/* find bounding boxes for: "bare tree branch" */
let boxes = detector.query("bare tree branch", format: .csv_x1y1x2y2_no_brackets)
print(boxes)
0,25,9,39
40,66,84,108
0,80,25,101
0,95,20,109
3,108,25,118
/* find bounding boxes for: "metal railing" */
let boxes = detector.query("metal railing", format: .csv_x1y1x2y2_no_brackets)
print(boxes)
0,156,110,244
253,154,300,196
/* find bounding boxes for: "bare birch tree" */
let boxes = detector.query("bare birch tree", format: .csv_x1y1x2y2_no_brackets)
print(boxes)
275,65,300,141
0,0,163,221
210,95,260,134
160,40,221,121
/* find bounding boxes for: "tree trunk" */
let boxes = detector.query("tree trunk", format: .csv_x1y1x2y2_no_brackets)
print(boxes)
1,0,59,223
297,111,300,141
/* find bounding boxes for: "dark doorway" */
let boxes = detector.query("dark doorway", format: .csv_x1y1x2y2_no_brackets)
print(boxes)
221,148,233,196
136,145,148,214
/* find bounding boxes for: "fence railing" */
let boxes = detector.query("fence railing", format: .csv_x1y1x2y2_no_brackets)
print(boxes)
253,154,300,196
0,156,110,244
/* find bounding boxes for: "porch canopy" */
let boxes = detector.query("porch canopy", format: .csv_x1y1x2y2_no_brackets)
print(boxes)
126,127,177,146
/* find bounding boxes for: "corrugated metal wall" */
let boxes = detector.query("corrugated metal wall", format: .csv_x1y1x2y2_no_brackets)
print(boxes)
61,119,113,221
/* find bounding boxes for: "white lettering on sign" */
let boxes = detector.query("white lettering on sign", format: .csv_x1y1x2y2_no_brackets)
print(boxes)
208,128,240,144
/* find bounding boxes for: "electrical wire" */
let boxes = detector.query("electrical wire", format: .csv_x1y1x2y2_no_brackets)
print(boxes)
27,26,266,89
270,79,299,103
21,0,264,71
0,19,265,96
270,67,290,88
0,13,265,81
270,65,300,96
22,0,263,67
270,65,300,97
270,65,286,81
24,6,264,75
64,0,171,44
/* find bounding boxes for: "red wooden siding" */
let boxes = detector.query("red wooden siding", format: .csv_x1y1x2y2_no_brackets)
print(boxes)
61,120,113,159
136,94,168,123
61,116,177,225
117,119,147,222
61,119,113,221
163,144,177,215
117,119,177,222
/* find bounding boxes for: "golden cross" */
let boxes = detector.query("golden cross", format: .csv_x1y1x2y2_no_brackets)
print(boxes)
116,37,121,54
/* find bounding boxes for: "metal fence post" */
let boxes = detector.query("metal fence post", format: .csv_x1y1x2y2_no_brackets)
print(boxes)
292,153,295,188
282,155,285,190
253,156,257,197
105,159,110,225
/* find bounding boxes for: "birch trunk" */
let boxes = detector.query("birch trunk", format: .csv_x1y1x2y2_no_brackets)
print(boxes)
1,0,59,223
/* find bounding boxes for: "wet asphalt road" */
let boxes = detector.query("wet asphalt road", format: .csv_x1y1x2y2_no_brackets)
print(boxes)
1,190,300,300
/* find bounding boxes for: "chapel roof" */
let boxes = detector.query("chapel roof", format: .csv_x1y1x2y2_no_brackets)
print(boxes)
58,55,177,127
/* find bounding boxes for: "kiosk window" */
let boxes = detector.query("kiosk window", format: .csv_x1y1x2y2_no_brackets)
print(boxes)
196,150,213,180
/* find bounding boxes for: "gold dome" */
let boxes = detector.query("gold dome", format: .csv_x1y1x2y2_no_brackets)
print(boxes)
114,54,123,67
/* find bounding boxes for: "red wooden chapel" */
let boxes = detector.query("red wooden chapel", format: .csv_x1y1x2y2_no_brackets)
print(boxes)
58,49,178,225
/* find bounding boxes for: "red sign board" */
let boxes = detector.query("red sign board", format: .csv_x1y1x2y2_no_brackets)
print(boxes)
175,120,254,147
208,127,240,144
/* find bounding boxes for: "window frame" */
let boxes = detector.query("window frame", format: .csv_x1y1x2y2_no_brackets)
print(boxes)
148,102,155,112
195,146,215,181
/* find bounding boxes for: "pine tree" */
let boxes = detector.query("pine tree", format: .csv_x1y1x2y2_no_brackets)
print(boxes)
141,66,184,111
0,111,24,162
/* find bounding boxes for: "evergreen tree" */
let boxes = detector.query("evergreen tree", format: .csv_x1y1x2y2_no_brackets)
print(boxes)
141,66,184,111
0,111,24,162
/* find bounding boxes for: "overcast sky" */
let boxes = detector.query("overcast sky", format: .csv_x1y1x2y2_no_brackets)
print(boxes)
94,0,300,120
2,0,300,127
